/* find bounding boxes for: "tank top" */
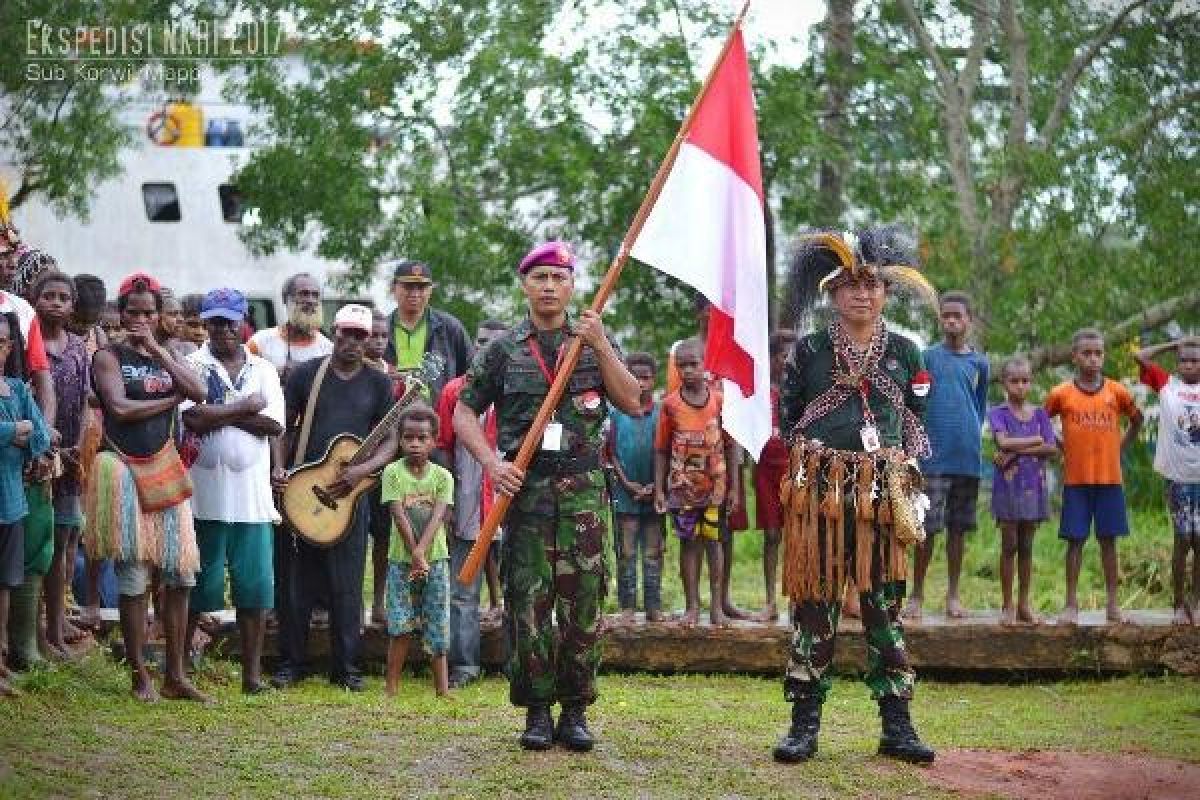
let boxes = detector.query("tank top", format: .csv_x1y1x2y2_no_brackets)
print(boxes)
98,344,176,457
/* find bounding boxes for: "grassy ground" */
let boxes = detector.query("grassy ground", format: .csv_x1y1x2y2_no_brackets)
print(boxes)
1,653,1197,799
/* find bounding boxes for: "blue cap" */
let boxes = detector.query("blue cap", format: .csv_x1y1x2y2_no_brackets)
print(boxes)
199,288,248,322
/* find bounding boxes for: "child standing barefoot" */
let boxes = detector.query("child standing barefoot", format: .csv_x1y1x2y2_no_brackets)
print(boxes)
989,357,1056,625
382,407,453,698
1045,329,1142,624
1135,337,1200,625
654,339,740,627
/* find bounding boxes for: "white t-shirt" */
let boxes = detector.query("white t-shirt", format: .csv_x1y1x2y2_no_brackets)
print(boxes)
246,325,332,373
1155,376,1200,483
183,344,286,523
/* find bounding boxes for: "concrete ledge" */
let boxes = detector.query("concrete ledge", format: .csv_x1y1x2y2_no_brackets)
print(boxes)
92,608,1200,677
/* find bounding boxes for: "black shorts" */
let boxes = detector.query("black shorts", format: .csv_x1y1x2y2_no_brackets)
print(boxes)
924,474,980,534
369,486,391,542
0,521,24,588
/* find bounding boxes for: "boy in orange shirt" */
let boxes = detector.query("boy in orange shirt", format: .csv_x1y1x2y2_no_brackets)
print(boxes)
654,339,741,627
1045,328,1142,624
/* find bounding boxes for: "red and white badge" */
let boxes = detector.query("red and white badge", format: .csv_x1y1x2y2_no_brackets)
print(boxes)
911,370,932,398
581,390,603,410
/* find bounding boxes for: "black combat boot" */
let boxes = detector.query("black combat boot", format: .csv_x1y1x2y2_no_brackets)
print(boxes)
554,702,595,752
877,695,936,764
519,705,555,751
772,693,822,763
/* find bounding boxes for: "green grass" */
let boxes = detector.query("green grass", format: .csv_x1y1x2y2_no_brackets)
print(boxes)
1,653,1197,799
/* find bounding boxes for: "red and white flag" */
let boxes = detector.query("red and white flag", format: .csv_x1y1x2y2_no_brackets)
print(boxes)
629,29,771,458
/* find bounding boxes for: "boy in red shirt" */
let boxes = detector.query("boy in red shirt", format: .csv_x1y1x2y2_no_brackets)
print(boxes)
654,339,740,626
1045,328,1142,624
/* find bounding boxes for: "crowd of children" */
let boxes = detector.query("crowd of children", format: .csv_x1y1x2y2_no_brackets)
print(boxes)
603,293,1200,632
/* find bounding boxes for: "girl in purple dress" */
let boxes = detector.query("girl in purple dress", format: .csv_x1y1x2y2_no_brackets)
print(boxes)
989,356,1057,625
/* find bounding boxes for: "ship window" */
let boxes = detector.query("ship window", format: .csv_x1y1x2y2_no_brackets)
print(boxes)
218,184,243,223
142,182,180,222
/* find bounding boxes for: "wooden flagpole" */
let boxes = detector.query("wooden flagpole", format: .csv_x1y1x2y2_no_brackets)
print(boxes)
459,0,753,585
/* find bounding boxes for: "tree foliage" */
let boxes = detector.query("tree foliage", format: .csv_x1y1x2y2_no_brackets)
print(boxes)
784,0,1199,367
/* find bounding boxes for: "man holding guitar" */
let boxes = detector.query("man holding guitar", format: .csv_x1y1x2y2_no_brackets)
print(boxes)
270,304,399,692
454,241,641,752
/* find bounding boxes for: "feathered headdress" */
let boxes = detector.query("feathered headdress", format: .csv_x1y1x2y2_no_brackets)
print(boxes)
0,177,19,249
787,225,937,315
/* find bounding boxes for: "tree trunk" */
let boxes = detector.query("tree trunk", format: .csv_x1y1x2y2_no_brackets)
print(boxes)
817,0,855,225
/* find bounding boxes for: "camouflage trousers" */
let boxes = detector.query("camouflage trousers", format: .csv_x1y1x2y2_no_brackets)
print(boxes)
784,580,914,704
503,469,610,708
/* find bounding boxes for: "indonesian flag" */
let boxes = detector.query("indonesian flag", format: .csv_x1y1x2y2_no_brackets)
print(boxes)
629,30,771,459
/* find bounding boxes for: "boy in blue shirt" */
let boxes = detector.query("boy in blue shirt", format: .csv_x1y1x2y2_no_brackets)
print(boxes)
908,291,989,620
605,352,663,622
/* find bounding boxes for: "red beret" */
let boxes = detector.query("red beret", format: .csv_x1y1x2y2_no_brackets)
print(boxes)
518,240,575,275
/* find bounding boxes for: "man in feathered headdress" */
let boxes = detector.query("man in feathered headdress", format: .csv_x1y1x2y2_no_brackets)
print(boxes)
772,227,937,766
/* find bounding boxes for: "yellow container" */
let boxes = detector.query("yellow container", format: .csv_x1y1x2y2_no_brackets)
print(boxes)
169,102,204,148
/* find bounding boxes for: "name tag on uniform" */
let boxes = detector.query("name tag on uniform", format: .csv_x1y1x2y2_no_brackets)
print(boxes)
542,421,564,451
860,425,881,453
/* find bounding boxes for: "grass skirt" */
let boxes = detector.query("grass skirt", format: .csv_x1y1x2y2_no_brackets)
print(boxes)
82,450,199,576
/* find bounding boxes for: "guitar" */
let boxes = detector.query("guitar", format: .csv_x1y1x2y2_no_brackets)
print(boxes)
281,353,444,547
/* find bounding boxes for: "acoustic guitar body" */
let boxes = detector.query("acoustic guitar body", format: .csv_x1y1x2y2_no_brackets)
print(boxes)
282,435,380,547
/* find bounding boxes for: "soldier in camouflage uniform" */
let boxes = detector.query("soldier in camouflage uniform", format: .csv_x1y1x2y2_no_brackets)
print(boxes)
773,228,937,766
455,240,641,752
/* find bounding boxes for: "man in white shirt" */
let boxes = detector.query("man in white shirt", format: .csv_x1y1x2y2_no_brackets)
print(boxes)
182,288,285,694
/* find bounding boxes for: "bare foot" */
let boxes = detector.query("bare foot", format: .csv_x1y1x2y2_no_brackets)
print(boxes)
131,671,160,703
1105,606,1128,625
1016,606,1042,625
370,606,386,627
945,596,968,619
160,678,214,704
680,609,699,628
1000,606,1017,626
710,609,731,627
646,609,664,623
0,676,18,698
1057,605,1079,626
1172,606,1191,626
45,641,73,661
722,603,754,621
78,605,103,631
842,598,861,620
903,597,923,621
761,602,779,623
616,609,636,626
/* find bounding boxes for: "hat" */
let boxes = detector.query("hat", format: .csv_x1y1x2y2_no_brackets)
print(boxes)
518,240,575,275
392,260,433,284
117,271,163,298
199,288,248,322
333,303,373,334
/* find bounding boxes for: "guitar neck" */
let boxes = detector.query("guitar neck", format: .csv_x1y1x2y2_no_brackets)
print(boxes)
349,385,422,466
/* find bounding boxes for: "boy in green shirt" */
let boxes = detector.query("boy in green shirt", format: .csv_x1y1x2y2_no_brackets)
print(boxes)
382,406,454,697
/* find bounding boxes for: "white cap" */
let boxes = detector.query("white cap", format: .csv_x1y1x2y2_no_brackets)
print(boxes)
333,303,373,334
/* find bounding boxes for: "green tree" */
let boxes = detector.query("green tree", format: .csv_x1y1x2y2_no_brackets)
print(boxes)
833,0,1198,363
231,0,746,351
0,1,201,216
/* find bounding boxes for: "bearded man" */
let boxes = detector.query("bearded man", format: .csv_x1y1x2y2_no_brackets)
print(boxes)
247,273,333,383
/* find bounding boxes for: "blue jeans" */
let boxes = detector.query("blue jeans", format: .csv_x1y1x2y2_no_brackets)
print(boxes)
615,513,663,612
448,535,483,681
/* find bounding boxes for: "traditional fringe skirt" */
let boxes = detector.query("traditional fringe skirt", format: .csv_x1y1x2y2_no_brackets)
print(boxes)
82,450,199,576
780,439,926,604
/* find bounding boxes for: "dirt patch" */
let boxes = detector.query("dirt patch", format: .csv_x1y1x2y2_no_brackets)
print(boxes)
921,748,1200,799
